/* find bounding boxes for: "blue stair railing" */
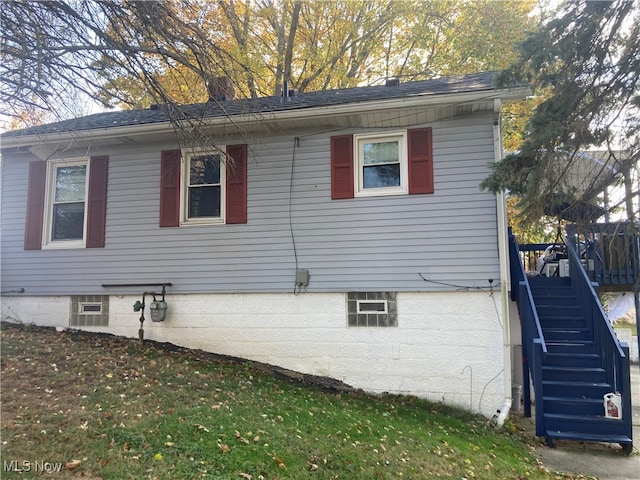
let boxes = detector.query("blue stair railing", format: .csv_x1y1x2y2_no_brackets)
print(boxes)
565,235,633,446
508,233,547,436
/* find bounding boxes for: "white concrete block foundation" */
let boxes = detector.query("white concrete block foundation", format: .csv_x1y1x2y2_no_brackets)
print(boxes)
1,291,506,417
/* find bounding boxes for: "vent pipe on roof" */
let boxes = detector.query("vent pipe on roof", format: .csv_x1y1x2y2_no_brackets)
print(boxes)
148,103,176,115
281,80,297,102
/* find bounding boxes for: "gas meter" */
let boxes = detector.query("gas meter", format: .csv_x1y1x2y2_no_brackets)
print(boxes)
149,300,168,322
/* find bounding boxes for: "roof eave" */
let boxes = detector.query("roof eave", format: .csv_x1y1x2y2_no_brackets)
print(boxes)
1,86,530,149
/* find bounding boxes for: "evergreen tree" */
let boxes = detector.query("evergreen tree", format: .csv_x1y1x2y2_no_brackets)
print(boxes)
482,0,639,222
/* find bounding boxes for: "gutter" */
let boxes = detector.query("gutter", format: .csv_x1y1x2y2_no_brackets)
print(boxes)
492,98,513,427
1,87,530,150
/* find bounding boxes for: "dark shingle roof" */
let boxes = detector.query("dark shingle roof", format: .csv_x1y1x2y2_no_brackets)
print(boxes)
2,71,499,139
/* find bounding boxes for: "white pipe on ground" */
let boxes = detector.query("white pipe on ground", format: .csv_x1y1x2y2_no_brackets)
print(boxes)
495,399,512,428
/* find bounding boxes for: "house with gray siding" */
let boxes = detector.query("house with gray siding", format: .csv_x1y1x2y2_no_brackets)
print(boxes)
1,72,529,419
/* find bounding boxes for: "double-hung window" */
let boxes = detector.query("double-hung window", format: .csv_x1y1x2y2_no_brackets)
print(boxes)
184,151,225,224
24,156,109,250
159,144,248,227
45,159,88,247
47,159,89,246
330,128,433,200
355,132,408,196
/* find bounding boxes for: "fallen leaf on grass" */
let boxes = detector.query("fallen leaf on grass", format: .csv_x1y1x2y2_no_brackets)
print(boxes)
195,424,210,432
273,455,286,469
237,473,252,479
218,443,230,453
65,459,82,470
234,430,250,444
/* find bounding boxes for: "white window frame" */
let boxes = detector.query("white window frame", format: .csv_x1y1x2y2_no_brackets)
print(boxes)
43,158,89,249
354,131,408,197
181,149,227,226
357,299,389,314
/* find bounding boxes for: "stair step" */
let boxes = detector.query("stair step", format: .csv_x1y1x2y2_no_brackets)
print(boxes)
545,430,632,447
531,284,576,292
528,276,572,288
543,380,611,398
545,342,597,355
544,352,602,368
536,305,584,317
539,316,588,328
543,327,592,341
543,396,605,416
542,366,606,383
531,289,577,300
533,296,579,306
544,413,630,437
533,294,578,307
545,339,594,346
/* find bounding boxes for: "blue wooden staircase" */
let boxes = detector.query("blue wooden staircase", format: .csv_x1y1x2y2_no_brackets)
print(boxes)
509,231,634,453
529,276,633,450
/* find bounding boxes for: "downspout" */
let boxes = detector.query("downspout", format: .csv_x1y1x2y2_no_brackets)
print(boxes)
493,99,513,427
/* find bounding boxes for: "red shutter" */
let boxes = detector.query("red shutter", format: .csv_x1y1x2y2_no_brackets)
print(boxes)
24,160,46,250
160,149,182,227
226,144,248,224
408,127,434,195
86,156,109,248
330,135,354,199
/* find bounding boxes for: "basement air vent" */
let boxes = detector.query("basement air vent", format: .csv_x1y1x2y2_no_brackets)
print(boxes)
79,303,102,314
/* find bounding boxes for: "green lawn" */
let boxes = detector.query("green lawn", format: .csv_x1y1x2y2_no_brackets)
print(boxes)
1,323,577,479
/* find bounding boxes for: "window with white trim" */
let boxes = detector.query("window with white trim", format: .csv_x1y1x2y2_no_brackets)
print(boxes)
330,128,433,200
44,159,89,248
347,292,397,327
183,151,226,224
357,300,388,314
354,132,408,196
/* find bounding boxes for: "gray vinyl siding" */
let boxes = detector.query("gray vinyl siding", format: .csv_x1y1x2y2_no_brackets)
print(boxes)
0,112,501,295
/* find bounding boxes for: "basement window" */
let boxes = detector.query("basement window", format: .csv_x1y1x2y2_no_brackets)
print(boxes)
347,292,397,327
70,296,109,327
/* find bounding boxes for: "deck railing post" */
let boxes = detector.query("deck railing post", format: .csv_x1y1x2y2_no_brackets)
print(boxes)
532,339,546,437
519,281,532,418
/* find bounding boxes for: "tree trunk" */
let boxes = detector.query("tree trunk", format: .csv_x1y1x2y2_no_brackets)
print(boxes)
624,169,635,221
282,1,301,95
